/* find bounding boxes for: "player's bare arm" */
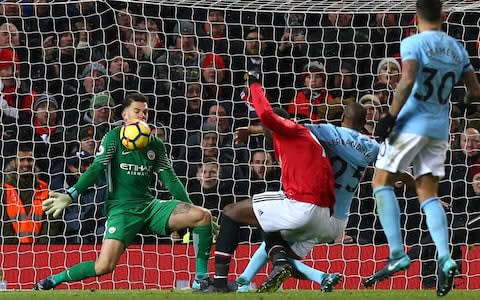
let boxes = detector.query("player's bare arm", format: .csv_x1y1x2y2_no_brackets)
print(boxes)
390,60,418,116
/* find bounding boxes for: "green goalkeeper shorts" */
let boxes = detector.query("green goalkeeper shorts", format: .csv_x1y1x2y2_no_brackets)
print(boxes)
104,199,180,246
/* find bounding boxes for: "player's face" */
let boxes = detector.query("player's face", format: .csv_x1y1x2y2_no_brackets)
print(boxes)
122,101,148,122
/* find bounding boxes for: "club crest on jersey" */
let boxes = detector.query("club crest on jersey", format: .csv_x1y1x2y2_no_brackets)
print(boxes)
147,150,155,160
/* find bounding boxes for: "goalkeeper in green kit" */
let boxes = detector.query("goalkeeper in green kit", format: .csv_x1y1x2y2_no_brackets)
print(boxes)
34,93,214,291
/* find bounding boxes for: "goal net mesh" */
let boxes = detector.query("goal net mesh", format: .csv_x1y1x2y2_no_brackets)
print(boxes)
1,0,479,290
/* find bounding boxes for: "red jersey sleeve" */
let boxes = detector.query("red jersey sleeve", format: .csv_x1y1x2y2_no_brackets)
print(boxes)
250,83,302,137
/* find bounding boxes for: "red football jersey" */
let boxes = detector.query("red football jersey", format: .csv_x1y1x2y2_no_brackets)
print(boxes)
250,83,336,211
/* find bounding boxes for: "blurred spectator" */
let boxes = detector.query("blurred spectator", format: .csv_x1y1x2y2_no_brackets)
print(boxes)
328,62,357,121
287,61,333,123
44,32,78,97
72,18,105,63
82,91,120,140
460,127,480,176
376,57,402,90
359,94,383,136
187,157,235,218
231,26,279,102
247,150,281,196
66,125,97,163
176,122,238,180
197,9,233,60
372,80,394,109
0,47,34,126
170,82,206,159
200,52,233,106
206,103,232,144
107,55,138,112
156,20,200,97
63,150,106,244
21,95,73,187
369,13,402,58
320,11,371,81
1,142,62,244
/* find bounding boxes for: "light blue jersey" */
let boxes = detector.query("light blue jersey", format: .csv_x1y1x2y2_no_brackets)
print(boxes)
306,124,379,220
394,30,472,141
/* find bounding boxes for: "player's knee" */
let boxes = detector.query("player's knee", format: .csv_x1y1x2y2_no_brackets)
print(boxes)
192,206,211,226
95,259,116,275
222,203,235,217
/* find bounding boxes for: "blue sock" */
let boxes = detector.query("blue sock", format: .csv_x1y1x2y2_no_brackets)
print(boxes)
374,186,404,258
289,259,326,285
238,242,268,283
421,197,450,259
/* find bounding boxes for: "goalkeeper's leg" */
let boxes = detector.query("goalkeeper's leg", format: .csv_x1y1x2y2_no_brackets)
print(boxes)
34,239,125,290
167,203,213,283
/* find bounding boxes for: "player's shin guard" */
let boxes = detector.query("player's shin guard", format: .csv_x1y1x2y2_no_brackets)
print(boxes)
193,225,213,279
51,261,97,286
214,214,240,288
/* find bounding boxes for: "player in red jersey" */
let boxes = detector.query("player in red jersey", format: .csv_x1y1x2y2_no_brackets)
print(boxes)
207,74,335,292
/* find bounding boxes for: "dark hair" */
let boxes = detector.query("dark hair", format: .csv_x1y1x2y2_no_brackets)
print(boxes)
416,0,442,23
343,103,367,131
121,93,148,112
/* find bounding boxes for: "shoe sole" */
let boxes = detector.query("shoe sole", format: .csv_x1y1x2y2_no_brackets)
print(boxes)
257,266,292,293
363,264,410,288
437,266,457,297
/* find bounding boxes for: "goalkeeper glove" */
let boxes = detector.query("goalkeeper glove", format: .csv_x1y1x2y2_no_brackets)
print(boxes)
42,192,73,218
374,111,396,141
212,216,220,238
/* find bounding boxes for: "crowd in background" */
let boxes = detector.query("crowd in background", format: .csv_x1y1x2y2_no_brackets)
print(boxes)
1,2,480,282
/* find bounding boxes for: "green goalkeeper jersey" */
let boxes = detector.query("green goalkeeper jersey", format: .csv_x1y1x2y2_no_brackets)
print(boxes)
72,126,190,213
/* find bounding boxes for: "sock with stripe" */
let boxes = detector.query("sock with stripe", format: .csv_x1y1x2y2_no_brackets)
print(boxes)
50,261,97,287
214,214,240,288
192,224,213,279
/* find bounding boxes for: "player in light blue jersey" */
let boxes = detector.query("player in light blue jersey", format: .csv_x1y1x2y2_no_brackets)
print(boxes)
364,0,480,297
232,104,381,292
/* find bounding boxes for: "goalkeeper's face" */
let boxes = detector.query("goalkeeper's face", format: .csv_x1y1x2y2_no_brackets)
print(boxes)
122,101,148,122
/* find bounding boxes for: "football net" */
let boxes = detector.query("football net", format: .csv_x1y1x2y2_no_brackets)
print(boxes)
1,0,480,290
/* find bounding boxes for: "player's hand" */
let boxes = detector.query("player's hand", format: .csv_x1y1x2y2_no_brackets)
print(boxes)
42,192,73,218
374,111,396,141
234,127,250,145
211,216,220,238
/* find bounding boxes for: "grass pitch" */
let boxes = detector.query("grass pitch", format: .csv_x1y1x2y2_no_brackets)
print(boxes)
3,290,480,300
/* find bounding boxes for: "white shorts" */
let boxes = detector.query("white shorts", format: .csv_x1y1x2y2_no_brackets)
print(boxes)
252,191,331,242
375,132,448,179
289,216,347,259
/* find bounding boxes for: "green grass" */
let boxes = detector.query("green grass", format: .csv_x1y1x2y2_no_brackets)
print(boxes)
2,290,480,300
